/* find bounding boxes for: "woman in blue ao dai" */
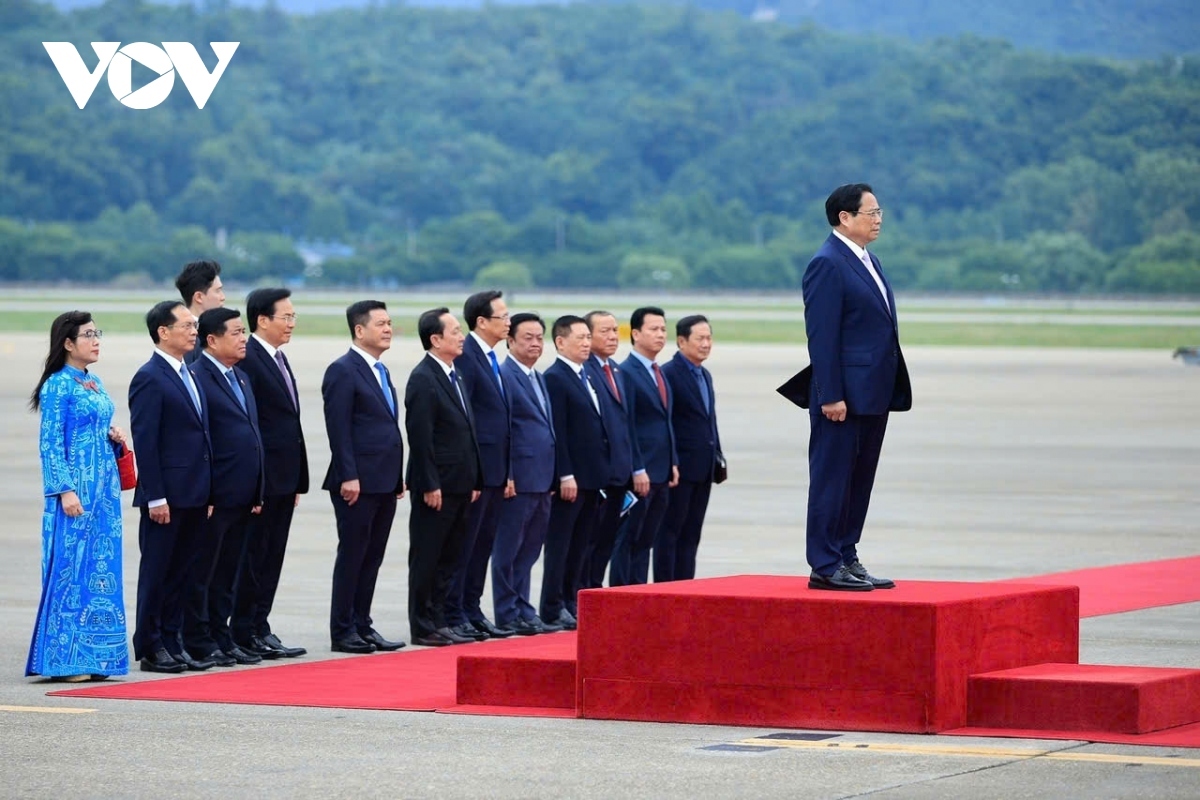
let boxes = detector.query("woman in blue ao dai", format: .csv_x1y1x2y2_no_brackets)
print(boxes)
26,311,130,681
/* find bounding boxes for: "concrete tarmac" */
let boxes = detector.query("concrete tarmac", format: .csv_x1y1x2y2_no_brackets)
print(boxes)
1,331,1198,799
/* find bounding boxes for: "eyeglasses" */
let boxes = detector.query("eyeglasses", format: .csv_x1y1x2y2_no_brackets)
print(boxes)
75,330,104,340
167,321,199,331
269,313,298,323
485,313,511,321
854,208,884,219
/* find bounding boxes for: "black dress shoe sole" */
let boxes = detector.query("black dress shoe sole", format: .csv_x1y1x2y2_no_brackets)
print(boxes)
808,577,874,592
330,643,376,654
140,661,186,674
412,636,451,647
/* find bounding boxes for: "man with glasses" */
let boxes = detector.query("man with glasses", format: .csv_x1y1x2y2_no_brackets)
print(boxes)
233,288,309,661
796,183,912,592
129,301,215,672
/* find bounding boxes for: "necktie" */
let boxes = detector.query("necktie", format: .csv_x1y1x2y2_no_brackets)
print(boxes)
602,362,620,401
693,366,710,414
860,250,891,311
449,369,467,413
180,364,201,415
580,368,599,413
274,350,298,410
225,369,247,412
487,350,505,397
528,370,548,416
374,362,395,416
652,362,668,409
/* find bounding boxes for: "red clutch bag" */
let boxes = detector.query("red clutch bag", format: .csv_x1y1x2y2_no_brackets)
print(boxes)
116,444,137,491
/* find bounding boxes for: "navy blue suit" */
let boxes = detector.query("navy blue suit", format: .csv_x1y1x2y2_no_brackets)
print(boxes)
491,358,556,626
584,355,642,589
802,233,912,575
321,349,405,642
185,354,264,656
447,335,511,627
129,352,213,660
540,357,608,622
657,350,722,582
233,336,308,644
610,354,677,585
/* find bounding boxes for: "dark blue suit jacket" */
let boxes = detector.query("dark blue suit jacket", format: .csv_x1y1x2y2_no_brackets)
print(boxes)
661,351,722,485
240,336,308,497
501,358,556,494
802,233,912,415
320,349,405,495
194,354,265,508
620,354,677,484
586,355,642,486
129,352,213,509
544,358,611,492
455,335,511,487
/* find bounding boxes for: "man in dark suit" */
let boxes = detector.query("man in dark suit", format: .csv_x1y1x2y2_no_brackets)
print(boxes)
540,315,608,630
492,313,562,635
404,308,484,647
129,300,215,673
322,300,407,653
657,315,724,582
583,310,644,589
611,307,678,586
445,290,513,641
183,308,264,668
175,260,224,364
233,287,308,660
802,183,912,591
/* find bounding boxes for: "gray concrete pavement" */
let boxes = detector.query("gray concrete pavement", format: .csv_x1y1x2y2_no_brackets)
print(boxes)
1,331,1198,799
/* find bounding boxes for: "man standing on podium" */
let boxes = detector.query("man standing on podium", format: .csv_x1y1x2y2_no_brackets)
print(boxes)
800,183,912,592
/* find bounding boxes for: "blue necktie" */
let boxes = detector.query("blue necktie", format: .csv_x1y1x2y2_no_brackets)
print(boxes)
374,362,395,416
180,364,201,415
529,370,548,416
225,369,247,412
693,366,710,414
487,350,505,397
449,369,467,412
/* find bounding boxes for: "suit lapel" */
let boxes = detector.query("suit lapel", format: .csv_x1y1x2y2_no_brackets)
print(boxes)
251,338,294,407
466,336,506,407
202,357,244,416
831,234,892,320
428,356,470,422
157,353,203,424
348,350,394,418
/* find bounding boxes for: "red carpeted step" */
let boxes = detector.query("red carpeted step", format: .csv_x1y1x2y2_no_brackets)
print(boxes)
575,575,1079,733
456,636,577,710
968,663,1200,734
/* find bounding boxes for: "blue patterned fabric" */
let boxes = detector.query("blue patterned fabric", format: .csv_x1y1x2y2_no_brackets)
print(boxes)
26,365,129,677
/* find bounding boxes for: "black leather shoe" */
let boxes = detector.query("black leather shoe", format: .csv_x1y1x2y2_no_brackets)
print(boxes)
472,617,514,638
140,649,186,674
436,626,476,644
360,630,406,651
502,618,540,636
413,631,452,647
845,560,896,589
171,650,216,671
808,566,874,592
202,649,237,668
556,610,578,630
223,645,262,665
331,636,376,654
532,615,563,633
239,636,285,660
261,633,307,658
451,622,488,641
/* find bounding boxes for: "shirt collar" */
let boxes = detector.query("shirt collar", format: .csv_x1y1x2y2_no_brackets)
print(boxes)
203,351,233,376
832,229,869,261
350,344,380,370
252,333,279,358
557,354,585,374
154,348,185,373
628,349,656,374
469,331,494,356
426,350,455,377
512,359,536,377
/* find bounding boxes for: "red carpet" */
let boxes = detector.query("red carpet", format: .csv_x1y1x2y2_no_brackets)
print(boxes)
1002,555,1200,617
50,633,577,714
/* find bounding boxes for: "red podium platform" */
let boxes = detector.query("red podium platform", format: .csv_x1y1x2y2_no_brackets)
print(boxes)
574,576,1078,732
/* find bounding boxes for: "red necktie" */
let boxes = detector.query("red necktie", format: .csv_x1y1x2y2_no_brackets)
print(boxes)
652,362,668,408
602,363,620,401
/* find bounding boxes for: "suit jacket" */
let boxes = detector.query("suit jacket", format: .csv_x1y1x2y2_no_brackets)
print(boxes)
801,233,912,415
240,336,309,496
129,352,213,509
661,350,723,485
586,355,642,486
454,335,511,487
620,354,678,484
321,349,405,495
500,358,556,494
544,358,611,492
404,354,483,495
194,355,265,508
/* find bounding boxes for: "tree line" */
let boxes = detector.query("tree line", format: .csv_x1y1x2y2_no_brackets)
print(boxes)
1,1,1198,293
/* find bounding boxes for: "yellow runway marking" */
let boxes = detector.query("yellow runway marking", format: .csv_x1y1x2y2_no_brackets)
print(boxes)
738,738,1200,768
0,705,96,715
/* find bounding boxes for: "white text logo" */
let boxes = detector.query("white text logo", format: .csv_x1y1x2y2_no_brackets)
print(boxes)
42,42,239,109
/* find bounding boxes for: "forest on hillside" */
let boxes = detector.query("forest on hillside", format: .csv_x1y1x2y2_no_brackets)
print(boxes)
2,0,1199,292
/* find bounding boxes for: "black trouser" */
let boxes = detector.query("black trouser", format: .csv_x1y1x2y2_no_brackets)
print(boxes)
611,482,670,586
408,492,473,639
133,506,206,660
184,504,254,656
654,478,713,582
329,491,396,641
540,489,599,622
232,493,297,643
584,485,627,590
446,485,505,626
